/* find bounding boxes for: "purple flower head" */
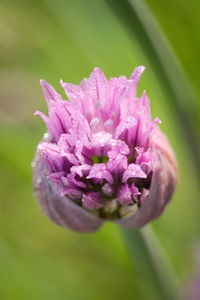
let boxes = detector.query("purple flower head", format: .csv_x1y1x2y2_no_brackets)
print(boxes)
33,67,177,232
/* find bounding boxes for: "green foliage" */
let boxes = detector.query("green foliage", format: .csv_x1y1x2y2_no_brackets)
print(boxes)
0,0,200,299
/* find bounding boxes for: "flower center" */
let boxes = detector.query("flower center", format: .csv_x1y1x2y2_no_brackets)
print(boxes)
91,155,109,164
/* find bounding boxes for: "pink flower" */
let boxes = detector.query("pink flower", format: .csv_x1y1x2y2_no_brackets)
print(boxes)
33,67,177,232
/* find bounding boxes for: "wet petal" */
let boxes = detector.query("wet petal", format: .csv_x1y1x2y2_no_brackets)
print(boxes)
37,142,63,172
122,163,146,183
70,164,91,177
87,163,113,184
130,66,145,86
40,80,62,103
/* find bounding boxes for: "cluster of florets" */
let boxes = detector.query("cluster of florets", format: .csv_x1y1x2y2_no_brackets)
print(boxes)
33,67,177,232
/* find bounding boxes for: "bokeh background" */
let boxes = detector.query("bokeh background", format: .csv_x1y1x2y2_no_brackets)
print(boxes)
0,0,200,299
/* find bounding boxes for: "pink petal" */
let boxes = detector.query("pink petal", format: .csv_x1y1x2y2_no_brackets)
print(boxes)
117,184,133,205
60,81,82,101
82,192,103,210
40,80,62,103
70,164,91,177
87,163,113,184
122,163,147,183
130,66,145,86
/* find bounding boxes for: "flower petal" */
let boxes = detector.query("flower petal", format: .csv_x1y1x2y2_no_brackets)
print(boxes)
82,192,103,210
40,80,62,103
130,66,145,86
87,163,113,184
117,184,133,205
33,154,103,233
122,163,147,183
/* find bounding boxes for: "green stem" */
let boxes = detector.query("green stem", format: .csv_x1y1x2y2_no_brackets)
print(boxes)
121,226,180,300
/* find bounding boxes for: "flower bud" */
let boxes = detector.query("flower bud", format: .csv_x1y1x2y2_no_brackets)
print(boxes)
33,67,177,232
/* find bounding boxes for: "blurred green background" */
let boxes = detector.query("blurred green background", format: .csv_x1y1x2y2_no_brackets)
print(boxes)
0,0,200,299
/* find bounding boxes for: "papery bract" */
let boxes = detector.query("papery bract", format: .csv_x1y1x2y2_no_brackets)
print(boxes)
33,67,177,232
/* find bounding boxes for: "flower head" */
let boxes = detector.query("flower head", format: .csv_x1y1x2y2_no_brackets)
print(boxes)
33,67,177,232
